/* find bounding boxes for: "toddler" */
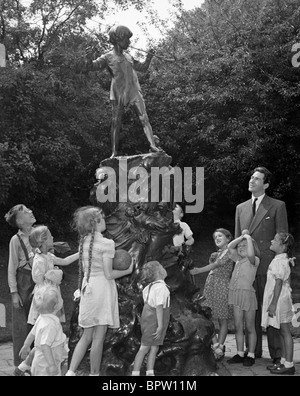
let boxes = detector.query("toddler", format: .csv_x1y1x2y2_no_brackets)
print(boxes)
20,284,69,376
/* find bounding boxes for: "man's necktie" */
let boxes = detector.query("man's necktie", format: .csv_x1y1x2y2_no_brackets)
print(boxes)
252,198,258,217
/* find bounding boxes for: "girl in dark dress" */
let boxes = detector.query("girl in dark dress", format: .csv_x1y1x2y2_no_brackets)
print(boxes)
190,228,234,361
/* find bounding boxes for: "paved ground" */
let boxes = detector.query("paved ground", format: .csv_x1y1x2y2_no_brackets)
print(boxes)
217,334,300,376
1,334,300,376
0,342,15,377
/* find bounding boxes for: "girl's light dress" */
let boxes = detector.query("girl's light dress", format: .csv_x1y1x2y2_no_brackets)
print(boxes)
30,313,68,376
228,256,259,311
28,251,65,325
79,232,119,329
261,253,294,330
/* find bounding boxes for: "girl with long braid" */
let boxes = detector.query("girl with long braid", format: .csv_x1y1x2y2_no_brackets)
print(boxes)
66,206,134,376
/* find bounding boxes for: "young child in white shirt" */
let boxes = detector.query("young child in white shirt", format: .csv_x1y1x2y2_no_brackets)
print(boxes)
19,284,69,376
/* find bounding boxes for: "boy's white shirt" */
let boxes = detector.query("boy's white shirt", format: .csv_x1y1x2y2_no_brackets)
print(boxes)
173,220,193,247
142,280,170,309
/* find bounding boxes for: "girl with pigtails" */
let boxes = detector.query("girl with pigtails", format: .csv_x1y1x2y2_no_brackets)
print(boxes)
66,206,134,377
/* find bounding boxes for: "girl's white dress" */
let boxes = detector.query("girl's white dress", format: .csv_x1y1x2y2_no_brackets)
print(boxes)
261,253,294,330
78,232,119,329
28,251,65,325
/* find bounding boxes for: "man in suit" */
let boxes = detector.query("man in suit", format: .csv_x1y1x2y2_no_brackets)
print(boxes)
235,166,288,364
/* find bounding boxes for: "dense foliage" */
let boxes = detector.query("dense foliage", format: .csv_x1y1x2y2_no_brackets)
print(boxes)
1,0,300,242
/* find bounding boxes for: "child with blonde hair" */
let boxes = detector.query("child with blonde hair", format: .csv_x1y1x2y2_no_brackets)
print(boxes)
132,260,170,376
65,206,134,376
227,231,260,367
28,225,79,325
20,284,69,376
262,232,296,375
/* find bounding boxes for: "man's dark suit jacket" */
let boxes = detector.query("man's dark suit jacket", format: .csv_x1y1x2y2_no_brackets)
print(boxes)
235,195,288,275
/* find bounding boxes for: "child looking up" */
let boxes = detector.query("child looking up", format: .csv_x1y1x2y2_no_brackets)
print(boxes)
227,231,260,367
66,206,133,376
5,204,36,371
132,260,170,376
28,225,79,326
262,233,296,375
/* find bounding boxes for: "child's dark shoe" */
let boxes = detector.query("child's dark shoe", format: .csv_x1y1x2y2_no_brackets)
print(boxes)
243,356,255,367
227,354,244,364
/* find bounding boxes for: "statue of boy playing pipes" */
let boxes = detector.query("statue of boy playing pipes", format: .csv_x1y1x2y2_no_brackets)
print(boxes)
85,25,161,158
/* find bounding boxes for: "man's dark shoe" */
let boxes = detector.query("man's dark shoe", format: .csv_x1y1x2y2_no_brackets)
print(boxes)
254,354,262,359
243,356,255,367
227,354,244,364
267,363,283,371
270,365,295,375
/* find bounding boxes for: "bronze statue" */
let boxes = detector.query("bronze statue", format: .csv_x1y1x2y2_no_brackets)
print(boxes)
68,25,216,376
85,25,161,158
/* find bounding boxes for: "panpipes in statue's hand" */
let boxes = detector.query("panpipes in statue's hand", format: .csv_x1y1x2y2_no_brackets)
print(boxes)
130,45,175,62
0,43,6,67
